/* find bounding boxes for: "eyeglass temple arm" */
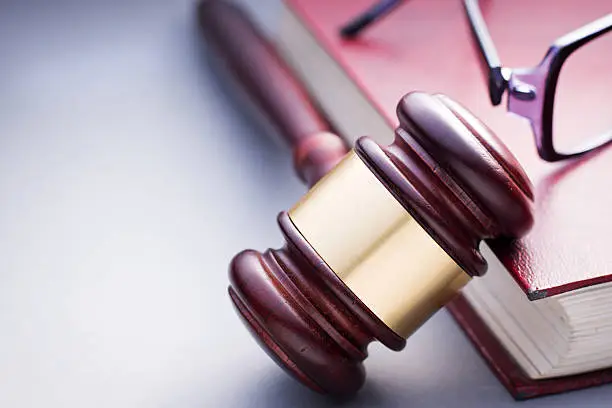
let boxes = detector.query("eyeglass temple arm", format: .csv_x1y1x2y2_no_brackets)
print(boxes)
463,0,509,105
340,0,405,39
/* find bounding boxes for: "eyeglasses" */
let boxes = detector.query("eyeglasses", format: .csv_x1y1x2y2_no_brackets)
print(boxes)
341,1,612,162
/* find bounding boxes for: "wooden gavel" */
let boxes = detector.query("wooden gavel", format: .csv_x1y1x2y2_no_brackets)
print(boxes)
198,0,534,397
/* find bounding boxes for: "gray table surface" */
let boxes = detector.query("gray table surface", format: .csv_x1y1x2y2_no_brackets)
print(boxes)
1,0,610,407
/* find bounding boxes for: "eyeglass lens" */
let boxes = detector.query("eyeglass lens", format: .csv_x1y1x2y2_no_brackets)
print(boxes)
553,30,612,155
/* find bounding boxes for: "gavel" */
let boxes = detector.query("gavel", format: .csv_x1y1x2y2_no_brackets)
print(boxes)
198,0,534,397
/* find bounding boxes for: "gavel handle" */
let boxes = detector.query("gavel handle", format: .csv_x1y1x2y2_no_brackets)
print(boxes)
197,0,348,186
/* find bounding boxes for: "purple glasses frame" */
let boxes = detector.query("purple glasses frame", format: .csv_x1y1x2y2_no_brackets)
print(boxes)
341,0,612,162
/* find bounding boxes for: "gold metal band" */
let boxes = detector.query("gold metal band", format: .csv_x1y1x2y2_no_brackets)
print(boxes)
289,151,471,338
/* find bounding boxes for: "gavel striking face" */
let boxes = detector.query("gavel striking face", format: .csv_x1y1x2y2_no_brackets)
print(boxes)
228,92,534,396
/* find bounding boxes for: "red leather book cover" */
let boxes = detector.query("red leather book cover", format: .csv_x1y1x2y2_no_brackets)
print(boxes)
281,0,612,399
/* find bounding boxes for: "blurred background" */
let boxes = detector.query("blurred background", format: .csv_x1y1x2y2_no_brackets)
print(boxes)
0,1,610,407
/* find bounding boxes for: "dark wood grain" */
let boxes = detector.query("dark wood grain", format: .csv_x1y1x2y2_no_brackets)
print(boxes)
197,0,348,186
356,93,534,277
227,90,534,396
198,0,535,398
229,212,404,396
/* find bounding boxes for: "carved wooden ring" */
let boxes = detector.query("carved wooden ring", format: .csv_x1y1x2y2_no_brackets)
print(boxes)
228,92,534,396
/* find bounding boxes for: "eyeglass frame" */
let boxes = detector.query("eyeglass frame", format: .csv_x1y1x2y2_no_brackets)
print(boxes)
465,0,612,161
341,0,612,162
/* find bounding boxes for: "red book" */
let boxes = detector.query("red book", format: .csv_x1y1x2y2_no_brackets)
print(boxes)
277,0,612,399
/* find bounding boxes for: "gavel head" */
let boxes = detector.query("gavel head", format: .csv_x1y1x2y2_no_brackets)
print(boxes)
227,92,534,396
